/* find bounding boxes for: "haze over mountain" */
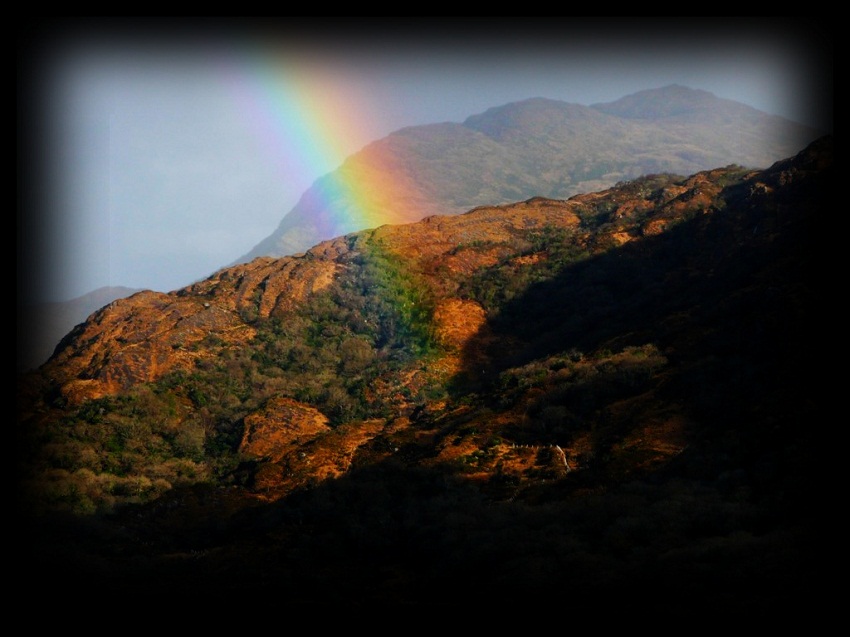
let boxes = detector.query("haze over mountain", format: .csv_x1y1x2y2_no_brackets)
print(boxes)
237,85,821,264
18,135,828,612
20,85,821,373
17,286,143,373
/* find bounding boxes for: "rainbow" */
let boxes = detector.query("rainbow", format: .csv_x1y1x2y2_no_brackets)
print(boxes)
219,47,429,247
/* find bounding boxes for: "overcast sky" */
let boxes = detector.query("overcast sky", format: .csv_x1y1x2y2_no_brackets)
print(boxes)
18,18,833,303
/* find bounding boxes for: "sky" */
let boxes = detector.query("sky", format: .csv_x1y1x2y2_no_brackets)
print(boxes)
18,18,833,304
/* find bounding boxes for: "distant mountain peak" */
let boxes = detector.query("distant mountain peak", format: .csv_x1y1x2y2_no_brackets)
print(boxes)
463,97,602,137
235,85,819,266
592,84,751,119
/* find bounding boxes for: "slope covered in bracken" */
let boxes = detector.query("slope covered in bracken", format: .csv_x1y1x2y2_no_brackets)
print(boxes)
17,136,828,614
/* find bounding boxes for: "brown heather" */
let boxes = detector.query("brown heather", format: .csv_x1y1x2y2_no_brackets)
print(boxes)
16,136,830,614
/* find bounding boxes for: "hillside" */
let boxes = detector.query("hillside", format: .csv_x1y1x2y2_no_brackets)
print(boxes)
238,85,821,263
17,286,143,372
17,136,829,613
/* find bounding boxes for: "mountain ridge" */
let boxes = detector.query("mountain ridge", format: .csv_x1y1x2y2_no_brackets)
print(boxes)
591,83,756,119
235,85,822,264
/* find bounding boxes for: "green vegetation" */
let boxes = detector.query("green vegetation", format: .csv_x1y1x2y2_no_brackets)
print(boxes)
458,224,591,315
19,238,449,515
16,137,828,611
19,388,211,515
17,169,757,516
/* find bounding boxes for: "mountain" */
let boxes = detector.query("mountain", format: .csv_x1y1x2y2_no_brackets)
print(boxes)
17,137,828,612
237,85,822,264
16,286,143,373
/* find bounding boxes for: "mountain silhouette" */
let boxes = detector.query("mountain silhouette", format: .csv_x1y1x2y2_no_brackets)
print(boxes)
237,85,821,263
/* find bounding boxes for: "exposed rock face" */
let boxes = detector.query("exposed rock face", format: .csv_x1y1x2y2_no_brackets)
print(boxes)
44,289,256,401
38,254,343,401
240,397,331,463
